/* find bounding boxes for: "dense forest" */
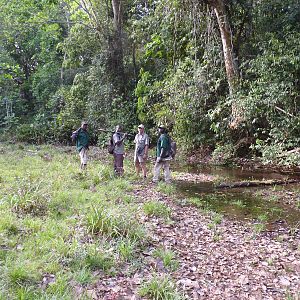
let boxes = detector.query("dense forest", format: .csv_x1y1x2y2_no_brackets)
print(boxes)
1,0,300,161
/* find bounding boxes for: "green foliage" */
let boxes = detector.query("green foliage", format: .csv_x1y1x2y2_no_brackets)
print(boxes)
84,246,115,272
86,204,146,241
139,275,185,300
152,248,179,271
156,182,176,196
253,139,300,166
211,144,235,165
1,0,300,161
117,238,137,261
143,201,171,219
7,177,51,216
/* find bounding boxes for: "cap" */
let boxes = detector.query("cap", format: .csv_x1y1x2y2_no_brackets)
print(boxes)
138,124,144,129
158,124,166,129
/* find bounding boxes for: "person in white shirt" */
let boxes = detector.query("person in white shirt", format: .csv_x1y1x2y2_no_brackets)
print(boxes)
134,124,149,179
113,125,127,176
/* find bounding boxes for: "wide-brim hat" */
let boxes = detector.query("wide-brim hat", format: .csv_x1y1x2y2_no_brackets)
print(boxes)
158,124,166,129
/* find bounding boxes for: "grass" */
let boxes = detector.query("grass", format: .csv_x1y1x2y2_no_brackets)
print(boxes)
0,143,151,298
232,199,246,208
86,204,146,240
257,213,268,222
139,274,186,300
156,182,176,196
1,143,298,298
143,200,172,219
117,238,137,261
211,212,223,224
185,197,204,208
252,222,267,235
153,248,179,271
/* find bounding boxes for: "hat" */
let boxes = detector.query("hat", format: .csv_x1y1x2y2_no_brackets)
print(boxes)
138,124,144,129
158,124,166,129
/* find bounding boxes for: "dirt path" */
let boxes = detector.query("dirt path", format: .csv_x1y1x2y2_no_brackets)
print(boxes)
87,182,300,300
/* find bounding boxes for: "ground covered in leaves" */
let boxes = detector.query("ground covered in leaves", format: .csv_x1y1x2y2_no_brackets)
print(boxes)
0,144,299,299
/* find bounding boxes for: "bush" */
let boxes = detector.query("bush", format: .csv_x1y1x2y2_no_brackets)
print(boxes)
211,143,235,165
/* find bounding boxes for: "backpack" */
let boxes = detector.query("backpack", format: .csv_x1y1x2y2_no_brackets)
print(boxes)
107,134,115,154
170,139,177,158
71,128,81,142
164,135,176,159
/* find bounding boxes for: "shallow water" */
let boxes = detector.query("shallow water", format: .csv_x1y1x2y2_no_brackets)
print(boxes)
174,164,300,228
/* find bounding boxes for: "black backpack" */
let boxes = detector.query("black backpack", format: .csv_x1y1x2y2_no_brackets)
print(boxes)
107,134,115,154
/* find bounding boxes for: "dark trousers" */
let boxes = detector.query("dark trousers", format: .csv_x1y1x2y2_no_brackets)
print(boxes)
114,153,124,176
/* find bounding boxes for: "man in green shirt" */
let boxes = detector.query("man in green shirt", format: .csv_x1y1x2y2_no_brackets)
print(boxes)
152,125,172,183
72,121,90,170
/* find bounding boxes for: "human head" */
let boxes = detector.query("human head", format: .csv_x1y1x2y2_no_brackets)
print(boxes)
115,125,122,132
138,124,145,133
158,124,166,134
81,121,88,131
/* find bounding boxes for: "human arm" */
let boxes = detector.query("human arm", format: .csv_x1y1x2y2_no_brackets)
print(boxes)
143,145,149,159
143,136,149,159
114,133,127,146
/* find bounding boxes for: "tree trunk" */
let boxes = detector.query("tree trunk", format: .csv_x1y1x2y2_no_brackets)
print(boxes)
213,0,238,95
208,0,243,128
110,0,125,92
111,0,122,33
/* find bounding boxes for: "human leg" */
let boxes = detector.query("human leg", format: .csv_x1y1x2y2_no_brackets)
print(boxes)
140,162,147,178
163,161,171,183
115,154,124,176
135,159,141,176
137,155,147,178
152,161,162,182
79,148,88,170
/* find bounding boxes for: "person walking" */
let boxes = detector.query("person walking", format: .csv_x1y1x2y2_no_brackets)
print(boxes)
72,121,90,170
112,125,127,176
134,124,149,179
152,125,172,183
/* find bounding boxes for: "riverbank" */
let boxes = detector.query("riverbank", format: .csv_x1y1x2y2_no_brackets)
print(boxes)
186,147,300,175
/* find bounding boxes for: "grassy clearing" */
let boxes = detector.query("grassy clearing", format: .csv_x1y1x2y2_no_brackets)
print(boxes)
0,143,153,298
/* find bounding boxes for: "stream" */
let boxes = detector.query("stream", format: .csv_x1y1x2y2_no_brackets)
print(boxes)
173,164,300,229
